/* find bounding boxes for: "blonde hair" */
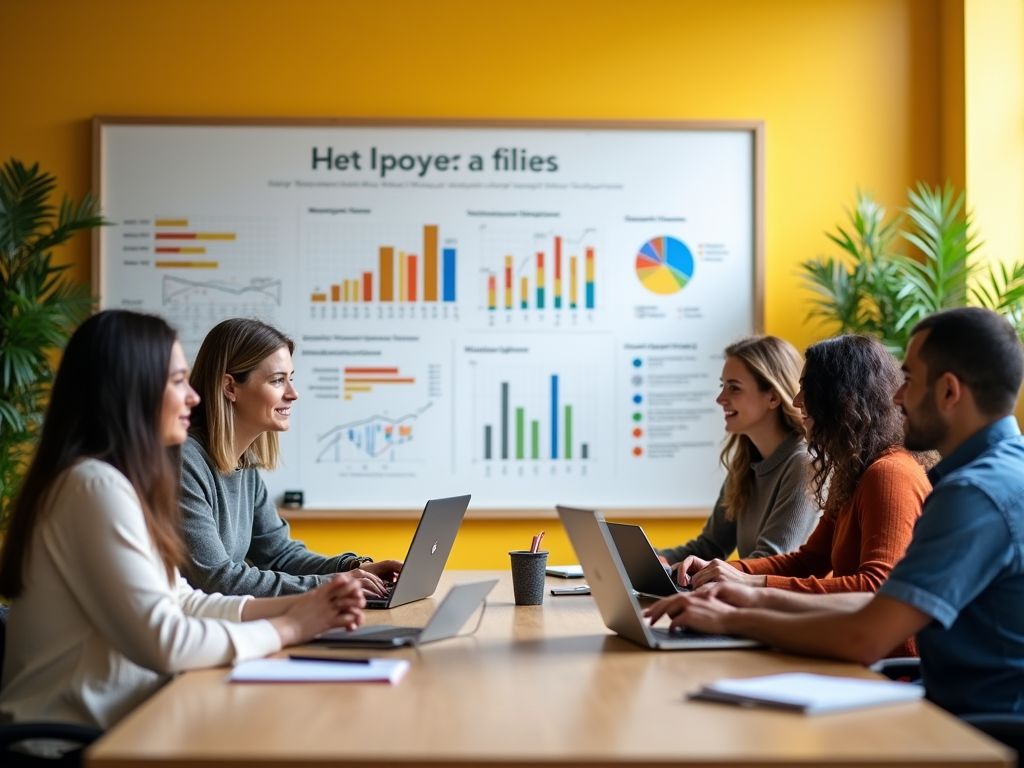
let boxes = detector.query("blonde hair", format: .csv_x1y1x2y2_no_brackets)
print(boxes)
719,336,804,520
188,318,295,474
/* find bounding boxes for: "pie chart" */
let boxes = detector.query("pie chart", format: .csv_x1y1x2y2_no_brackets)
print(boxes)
635,236,694,295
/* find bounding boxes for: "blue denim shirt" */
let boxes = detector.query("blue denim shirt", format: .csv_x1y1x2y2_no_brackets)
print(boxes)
879,416,1024,714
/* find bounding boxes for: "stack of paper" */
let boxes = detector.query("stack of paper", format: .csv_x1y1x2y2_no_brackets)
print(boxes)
228,658,410,684
690,672,924,714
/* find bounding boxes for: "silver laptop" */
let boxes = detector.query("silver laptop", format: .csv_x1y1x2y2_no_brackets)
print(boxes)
556,506,762,650
365,494,470,609
315,579,497,648
606,522,688,599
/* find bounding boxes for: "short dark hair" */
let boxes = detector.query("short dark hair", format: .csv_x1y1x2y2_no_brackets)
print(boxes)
911,307,1023,416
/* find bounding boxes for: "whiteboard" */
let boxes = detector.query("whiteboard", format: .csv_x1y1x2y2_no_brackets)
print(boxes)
95,118,763,513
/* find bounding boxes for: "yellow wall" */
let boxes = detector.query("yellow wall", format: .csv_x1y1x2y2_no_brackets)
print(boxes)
2,0,948,566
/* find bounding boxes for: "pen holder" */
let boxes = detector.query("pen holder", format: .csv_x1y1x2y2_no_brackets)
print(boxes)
509,550,548,606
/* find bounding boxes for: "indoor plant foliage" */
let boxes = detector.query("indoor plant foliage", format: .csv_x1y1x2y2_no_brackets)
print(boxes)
0,160,103,532
799,182,1024,354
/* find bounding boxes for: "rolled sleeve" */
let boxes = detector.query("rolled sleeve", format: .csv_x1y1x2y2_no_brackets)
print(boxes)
879,482,1013,628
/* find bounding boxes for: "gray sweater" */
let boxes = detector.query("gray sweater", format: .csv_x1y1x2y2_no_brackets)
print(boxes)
659,432,820,564
179,436,360,596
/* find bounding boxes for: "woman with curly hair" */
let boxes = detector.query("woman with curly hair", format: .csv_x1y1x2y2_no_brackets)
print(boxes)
675,335,930,657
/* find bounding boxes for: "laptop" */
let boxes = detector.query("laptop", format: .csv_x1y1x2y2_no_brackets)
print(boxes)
315,579,497,648
606,522,688,599
556,505,762,650
365,494,470,609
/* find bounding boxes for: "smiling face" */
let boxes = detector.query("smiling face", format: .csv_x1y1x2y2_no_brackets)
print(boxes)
792,364,813,438
160,341,201,446
715,356,780,437
225,346,298,436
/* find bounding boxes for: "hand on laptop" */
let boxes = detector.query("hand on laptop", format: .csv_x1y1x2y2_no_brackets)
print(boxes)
676,556,768,590
643,590,737,635
349,560,404,598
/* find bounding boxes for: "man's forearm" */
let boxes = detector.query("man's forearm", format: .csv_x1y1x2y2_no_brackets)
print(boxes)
726,608,885,665
757,589,874,614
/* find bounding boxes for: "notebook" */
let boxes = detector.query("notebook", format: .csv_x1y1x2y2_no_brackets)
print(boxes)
556,505,761,651
605,522,688,598
315,579,497,648
365,494,470,609
228,658,410,684
690,672,925,714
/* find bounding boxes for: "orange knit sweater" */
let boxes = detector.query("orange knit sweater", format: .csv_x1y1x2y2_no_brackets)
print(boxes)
732,448,930,657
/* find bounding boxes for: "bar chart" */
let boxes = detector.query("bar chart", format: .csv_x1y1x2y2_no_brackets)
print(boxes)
342,366,416,401
306,223,457,306
479,228,599,316
473,364,596,465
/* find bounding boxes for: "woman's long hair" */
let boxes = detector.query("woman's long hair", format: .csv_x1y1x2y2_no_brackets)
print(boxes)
802,334,906,518
187,318,294,474
0,311,183,597
719,336,805,520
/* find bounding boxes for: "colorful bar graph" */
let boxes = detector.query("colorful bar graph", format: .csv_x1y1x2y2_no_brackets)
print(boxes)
408,255,418,302
550,374,558,459
311,225,455,307
516,408,525,460
504,256,513,310
536,252,545,309
424,225,438,301
488,275,497,310
155,232,236,241
585,247,595,309
331,285,341,302
311,293,328,303
154,219,188,227
554,236,562,309
380,247,394,302
565,405,573,460
443,249,456,302
520,276,528,309
570,255,578,309
155,246,206,254
531,420,539,460
155,260,218,269
501,382,509,460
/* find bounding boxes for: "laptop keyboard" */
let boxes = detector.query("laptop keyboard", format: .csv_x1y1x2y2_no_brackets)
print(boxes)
650,626,740,642
365,582,396,609
355,625,421,641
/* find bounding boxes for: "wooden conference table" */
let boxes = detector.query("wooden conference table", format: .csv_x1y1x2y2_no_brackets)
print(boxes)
86,571,1012,768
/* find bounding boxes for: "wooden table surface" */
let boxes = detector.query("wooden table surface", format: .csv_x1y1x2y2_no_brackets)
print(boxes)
86,571,1013,768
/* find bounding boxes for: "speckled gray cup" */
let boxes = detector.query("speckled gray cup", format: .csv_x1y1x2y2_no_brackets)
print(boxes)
509,550,549,605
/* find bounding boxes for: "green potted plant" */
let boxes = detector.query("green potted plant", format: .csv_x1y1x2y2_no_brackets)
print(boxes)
799,181,1024,354
0,160,105,533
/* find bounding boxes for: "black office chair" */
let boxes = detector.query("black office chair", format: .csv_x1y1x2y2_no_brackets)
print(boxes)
0,603,104,767
872,657,1024,755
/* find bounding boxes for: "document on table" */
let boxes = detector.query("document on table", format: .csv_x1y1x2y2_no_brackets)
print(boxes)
228,658,410,684
690,672,924,714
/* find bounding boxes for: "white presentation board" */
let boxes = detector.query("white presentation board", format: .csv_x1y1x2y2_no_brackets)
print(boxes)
95,118,763,513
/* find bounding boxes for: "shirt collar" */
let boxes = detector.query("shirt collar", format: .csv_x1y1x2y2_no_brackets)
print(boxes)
928,415,1021,485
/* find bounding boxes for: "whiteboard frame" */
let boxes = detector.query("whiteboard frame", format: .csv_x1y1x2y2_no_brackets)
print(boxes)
92,116,765,519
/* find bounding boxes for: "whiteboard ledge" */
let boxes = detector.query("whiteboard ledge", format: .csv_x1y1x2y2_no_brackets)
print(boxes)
278,507,713,521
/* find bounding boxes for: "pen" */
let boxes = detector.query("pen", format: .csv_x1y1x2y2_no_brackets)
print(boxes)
530,530,545,553
288,655,373,664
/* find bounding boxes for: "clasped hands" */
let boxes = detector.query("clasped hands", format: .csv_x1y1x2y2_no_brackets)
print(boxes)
671,555,768,589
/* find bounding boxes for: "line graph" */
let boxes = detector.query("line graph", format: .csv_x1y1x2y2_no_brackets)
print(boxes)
316,402,433,462
162,275,283,306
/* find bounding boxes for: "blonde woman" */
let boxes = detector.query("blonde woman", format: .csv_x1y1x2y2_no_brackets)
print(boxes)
659,336,819,566
179,318,402,598
0,311,364,730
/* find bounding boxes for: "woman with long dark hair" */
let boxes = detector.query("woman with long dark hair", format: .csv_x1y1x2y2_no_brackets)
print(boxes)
0,311,364,729
677,336,930,621
659,336,819,564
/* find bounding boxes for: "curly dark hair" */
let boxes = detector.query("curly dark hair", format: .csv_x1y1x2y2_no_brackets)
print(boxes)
802,335,906,517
